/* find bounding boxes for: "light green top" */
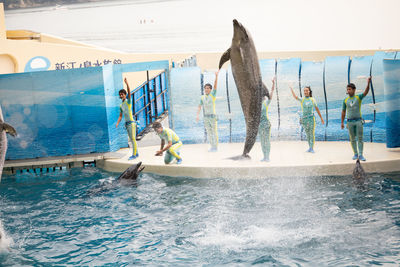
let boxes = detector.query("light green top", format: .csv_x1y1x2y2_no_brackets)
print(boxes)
120,98,135,122
158,127,180,144
297,97,317,118
260,98,272,123
199,89,217,115
342,94,365,119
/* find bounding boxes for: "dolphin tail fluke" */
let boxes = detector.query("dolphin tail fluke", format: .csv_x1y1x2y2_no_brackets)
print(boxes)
227,154,251,161
262,83,270,99
1,122,17,137
219,48,231,69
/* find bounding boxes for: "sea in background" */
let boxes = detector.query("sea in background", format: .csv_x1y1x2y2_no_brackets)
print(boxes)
4,0,400,53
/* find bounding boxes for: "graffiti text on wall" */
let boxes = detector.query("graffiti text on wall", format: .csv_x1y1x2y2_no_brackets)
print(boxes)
55,59,122,70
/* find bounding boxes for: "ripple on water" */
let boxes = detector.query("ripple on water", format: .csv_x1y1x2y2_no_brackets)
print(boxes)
0,169,399,265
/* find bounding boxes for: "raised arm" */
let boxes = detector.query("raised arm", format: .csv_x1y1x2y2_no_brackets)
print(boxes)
269,77,276,100
124,77,131,100
213,70,220,92
290,86,299,100
363,77,371,97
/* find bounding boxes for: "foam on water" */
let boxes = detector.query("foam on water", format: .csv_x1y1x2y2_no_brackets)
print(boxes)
0,168,399,265
0,220,13,252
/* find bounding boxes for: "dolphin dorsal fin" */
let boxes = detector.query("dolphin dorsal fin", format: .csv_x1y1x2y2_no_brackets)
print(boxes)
2,123,17,137
219,48,231,69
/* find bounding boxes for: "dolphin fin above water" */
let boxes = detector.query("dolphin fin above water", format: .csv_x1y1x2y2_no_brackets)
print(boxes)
218,48,231,69
1,105,18,180
0,122,17,137
219,19,269,159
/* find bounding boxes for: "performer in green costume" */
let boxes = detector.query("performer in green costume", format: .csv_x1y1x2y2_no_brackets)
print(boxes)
116,78,138,160
290,85,325,153
196,71,219,152
341,77,371,161
259,78,275,162
153,122,183,165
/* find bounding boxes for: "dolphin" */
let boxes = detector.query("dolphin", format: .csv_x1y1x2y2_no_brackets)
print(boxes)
0,105,17,180
117,161,145,181
87,162,145,195
219,19,269,159
352,159,366,180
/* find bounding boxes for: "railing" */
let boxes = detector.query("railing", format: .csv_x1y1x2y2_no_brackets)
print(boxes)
131,70,168,137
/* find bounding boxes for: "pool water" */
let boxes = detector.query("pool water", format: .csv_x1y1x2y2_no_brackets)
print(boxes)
0,168,399,266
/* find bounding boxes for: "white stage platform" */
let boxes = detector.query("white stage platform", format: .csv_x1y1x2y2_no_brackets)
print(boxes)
98,142,400,178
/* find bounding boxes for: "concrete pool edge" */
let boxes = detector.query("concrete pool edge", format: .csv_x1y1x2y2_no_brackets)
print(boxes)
97,142,400,178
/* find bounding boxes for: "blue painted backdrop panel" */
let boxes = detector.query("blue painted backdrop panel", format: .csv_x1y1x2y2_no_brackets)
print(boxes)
226,67,246,142
169,67,203,143
349,56,374,142
371,51,396,143
103,64,122,152
383,59,400,148
259,59,278,139
300,61,326,141
276,58,301,140
0,67,111,160
324,56,350,141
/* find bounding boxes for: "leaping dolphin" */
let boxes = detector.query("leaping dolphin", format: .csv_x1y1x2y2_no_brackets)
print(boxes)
219,19,269,159
0,105,17,180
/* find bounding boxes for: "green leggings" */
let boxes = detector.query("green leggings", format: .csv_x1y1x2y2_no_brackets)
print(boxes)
164,141,182,164
302,116,315,149
125,121,138,156
347,120,363,156
259,120,271,159
204,116,218,149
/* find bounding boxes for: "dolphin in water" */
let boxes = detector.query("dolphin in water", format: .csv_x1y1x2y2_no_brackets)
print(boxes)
0,105,17,180
117,161,145,181
88,162,145,195
219,19,269,159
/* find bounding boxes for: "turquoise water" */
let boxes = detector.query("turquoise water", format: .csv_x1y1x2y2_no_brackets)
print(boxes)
0,169,400,266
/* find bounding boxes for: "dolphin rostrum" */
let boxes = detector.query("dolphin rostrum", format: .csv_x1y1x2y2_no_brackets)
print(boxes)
219,19,269,159
0,105,17,180
87,162,145,195
117,161,145,181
